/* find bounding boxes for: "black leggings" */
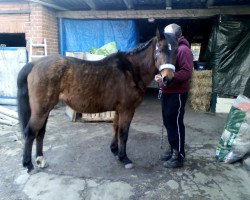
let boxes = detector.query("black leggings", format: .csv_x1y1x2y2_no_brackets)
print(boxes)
161,92,188,160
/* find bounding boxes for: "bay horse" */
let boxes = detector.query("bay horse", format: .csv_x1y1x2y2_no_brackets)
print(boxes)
17,30,178,172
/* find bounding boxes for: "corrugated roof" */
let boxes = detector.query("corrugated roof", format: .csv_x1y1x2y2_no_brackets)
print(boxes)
28,0,250,11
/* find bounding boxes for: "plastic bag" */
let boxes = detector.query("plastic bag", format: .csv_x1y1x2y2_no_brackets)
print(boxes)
90,41,118,56
216,95,250,163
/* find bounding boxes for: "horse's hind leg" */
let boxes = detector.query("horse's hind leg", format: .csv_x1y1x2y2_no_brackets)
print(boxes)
35,117,49,168
22,124,36,172
110,112,119,156
117,110,135,169
23,113,50,172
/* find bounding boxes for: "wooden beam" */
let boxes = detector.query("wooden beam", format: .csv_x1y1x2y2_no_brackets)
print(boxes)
122,0,134,10
84,0,97,10
56,7,250,19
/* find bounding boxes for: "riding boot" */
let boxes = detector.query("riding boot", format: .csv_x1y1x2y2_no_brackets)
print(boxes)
159,149,172,161
163,149,184,168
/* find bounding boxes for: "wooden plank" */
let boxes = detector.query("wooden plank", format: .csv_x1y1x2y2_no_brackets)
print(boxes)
82,111,115,122
0,118,14,126
0,106,19,125
0,105,18,119
0,113,19,125
56,7,250,19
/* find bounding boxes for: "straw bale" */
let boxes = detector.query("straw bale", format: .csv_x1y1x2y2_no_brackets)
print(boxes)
190,78,212,88
188,70,212,112
192,70,212,79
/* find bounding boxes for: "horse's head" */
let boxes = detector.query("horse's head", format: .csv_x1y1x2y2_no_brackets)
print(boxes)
154,29,178,84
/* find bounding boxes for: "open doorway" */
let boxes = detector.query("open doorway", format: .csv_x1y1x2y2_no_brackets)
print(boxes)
136,17,216,63
0,33,26,47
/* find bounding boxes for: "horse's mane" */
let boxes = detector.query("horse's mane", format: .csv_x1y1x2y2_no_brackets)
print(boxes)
65,37,155,66
103,37,154,59
127,38,154,55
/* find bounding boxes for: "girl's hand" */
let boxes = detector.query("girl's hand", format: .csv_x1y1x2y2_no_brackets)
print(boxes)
154,74,162,83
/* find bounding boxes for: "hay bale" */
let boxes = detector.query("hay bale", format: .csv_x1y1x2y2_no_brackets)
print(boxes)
188,70,212,112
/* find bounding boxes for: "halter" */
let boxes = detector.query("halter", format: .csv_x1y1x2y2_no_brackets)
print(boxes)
155,44,176,72
159,63,175,72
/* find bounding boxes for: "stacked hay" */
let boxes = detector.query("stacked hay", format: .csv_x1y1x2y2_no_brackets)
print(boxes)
188,70,212,112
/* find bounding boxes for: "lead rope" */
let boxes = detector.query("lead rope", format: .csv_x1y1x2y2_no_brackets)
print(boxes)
157,86,164,149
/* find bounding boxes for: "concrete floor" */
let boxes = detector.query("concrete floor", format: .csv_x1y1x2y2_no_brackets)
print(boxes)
0,89,249,200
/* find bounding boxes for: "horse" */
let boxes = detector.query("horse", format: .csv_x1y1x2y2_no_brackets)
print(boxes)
17,30,178,172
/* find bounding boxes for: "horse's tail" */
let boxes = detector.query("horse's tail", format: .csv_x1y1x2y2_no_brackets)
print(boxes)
17,62,34,136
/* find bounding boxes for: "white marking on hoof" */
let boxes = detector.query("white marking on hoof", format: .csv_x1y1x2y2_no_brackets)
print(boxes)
36,156,48,168
125,163,134,169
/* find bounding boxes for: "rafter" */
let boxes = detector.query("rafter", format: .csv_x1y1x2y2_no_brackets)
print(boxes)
57,7,250,19
84,0,97,10
28,0,67,11
123,0,134,10
206,0,214,8
165,0,172,9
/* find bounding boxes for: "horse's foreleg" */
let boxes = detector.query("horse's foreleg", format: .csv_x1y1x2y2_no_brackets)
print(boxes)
110,112,119,156
117,110,135,169
35,117,48,169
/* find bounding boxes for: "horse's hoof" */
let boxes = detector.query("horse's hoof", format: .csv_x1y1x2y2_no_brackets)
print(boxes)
26,164,34,173
36,156,48,168
125,163,134,169
119,156,134,169
23,160,34,173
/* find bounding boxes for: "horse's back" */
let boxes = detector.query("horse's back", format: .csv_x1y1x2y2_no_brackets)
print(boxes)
26,54,144,114
31,54,69,73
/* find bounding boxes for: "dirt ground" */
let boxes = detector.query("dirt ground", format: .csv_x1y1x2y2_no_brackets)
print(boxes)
0,89,249,200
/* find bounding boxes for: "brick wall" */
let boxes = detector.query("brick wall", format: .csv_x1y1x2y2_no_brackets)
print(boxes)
26,3,59,56
42,6,59,55
0,1,59,58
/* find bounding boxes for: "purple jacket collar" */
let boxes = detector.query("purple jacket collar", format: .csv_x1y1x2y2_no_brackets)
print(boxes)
178,36,190,48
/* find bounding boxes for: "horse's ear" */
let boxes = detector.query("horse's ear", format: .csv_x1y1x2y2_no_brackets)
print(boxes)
156,28,165,41
156,28,161,41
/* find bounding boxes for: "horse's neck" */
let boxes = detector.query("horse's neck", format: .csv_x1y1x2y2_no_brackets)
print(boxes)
127,40,156,86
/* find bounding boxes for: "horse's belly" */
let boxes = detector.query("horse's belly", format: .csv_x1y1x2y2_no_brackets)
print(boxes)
73,104,112,114
60,93,115,114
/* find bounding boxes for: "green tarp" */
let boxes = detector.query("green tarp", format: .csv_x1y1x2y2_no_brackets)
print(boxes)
206,15,250,97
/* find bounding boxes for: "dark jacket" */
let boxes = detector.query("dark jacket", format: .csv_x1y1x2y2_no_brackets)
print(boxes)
161,36,193,93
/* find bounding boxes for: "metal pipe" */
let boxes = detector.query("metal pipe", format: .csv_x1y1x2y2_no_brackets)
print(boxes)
0,10,31,14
